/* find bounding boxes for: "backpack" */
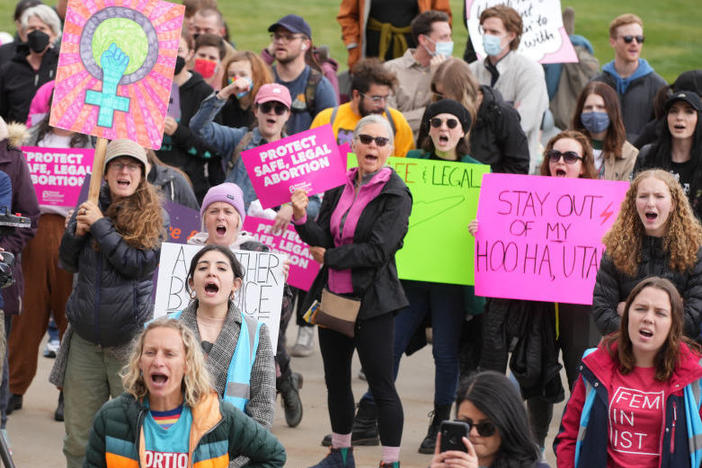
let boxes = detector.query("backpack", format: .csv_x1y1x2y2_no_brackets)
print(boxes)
291,67,323,116
550,45,600,129
329,106,397,136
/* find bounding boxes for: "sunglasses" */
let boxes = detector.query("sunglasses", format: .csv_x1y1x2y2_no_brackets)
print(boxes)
547,149,583,164
459,418,497,437
430,117,459,129
259,102,288,115
357,134,390,147
621,35,644,44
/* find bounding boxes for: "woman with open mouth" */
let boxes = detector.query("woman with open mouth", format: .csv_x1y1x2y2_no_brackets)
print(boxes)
636,90,702,219
594,169,702,342
469,131,598,451
84,317,286,467
57,139,166,468
556,276,702,468
291,114,411,468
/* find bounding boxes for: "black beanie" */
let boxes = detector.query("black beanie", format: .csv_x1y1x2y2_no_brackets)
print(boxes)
425,99,472,132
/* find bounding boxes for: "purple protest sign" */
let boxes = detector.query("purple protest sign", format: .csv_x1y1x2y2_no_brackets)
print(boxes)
22,146,94,207
241,124,346,209
473,173,629,305
164,201,200,244
242,216,320,291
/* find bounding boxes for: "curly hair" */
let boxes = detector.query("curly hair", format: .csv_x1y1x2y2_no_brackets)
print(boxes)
539,130,598,179
601,277,701,381
104,170,164,250
121,317,213,407
602,169,702,277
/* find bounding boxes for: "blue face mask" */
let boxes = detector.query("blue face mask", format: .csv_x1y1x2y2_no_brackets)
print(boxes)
424,36,454,57
482,34,503,57
580,111,610,134
231,77,253,99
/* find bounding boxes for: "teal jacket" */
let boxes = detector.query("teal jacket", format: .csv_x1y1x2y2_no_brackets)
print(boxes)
84,392,285,468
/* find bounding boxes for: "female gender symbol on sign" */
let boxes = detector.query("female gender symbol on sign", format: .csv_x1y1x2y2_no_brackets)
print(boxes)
80,7,159,127
49,0,184,149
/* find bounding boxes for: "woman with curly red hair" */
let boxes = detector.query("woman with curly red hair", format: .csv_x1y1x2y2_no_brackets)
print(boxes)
592,169,702,338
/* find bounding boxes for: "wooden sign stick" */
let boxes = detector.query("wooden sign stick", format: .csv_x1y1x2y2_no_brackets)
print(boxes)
88,137,108,203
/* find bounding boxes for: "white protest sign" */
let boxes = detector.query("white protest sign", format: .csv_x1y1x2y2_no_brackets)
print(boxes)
154,242,285,344
466,0,578,64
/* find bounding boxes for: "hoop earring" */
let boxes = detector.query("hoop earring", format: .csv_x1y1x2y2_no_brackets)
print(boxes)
229,291,236,301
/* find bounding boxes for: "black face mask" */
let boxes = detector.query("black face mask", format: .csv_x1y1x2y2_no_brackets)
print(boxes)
27,30,50,53
192,33,200,42
174,55,186,75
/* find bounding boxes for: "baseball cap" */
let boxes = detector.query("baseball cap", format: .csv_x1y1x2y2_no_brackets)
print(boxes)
665,91,702,113
268,14,311,38
254,83,292,108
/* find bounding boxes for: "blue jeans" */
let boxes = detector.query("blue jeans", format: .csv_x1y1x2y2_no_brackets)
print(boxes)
362,280,466,406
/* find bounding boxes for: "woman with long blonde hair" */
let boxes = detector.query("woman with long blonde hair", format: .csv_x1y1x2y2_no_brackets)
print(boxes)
84,318,286,467
593,169,702,338
57,139,166,468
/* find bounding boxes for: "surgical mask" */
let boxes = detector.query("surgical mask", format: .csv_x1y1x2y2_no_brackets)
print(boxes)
424,36,454,57
27,30,50,53
174,56,186,75
193,58,217,79
482,34,503,57
580,111,610,134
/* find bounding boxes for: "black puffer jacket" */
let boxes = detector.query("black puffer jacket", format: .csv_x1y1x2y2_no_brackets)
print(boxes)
295,168,412,319
59,186,164,347
593,236,702,337
470,85,529,174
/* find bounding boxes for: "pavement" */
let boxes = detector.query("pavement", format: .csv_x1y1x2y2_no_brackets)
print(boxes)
7,327,565,467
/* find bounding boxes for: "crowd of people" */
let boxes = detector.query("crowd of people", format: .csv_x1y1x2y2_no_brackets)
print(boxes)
0,0,699,467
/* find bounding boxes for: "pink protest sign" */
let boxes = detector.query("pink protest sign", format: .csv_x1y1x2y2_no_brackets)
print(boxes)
50,0,185,149
242,216,320,291
474,174,629,304
241,124,346,209
466,0,578,64
22,147,94,208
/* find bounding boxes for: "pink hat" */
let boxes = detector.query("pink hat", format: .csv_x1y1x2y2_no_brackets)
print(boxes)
26,80,55,127
255,83,291,109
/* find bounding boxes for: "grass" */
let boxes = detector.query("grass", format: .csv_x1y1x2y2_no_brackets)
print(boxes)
2,0,698,82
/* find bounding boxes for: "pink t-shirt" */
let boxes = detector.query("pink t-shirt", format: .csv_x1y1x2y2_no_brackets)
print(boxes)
607,366,666,468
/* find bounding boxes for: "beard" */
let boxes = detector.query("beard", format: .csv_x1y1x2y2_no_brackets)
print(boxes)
358,99,383,117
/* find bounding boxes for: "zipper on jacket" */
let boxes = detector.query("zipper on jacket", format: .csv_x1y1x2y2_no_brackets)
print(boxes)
192,413,224,465
135,404,147,467
670,401,676,453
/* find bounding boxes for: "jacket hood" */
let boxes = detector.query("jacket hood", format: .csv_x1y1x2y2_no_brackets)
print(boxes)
6,121,28,148
584,341,702,391
602,59,655,94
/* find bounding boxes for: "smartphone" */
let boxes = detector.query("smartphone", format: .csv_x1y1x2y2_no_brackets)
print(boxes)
439,420,470,453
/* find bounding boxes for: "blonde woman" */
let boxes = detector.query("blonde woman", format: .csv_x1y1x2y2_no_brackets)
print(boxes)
84,318,286,467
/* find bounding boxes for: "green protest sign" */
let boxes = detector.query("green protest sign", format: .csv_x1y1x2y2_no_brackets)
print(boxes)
348,155,489,285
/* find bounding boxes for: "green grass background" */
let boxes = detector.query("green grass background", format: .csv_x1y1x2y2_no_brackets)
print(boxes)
4,0,697,83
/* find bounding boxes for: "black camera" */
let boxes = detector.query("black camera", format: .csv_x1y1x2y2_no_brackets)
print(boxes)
0,207,30,289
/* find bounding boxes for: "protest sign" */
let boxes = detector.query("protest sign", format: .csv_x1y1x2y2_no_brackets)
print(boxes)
154,242,285,344
466,0,578,64
241,124,346,209
22,147,94,207
349,155,490,285
163,201,200,244
473,173,629,304
50,0,185,149
242,216,320,291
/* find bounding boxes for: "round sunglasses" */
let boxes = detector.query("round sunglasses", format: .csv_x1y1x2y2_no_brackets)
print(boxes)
547,149,583,164
259,102,289,115
430,117,459,129
458,418,497,437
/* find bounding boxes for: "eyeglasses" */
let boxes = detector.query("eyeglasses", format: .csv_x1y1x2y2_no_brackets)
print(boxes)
357,134,390,147
620,35,644,44
109,161,141,172
430,117,459,129
458,418,497,437
270,32,304,43
361,93,390,104
259,102,289,115
547,149,583,164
